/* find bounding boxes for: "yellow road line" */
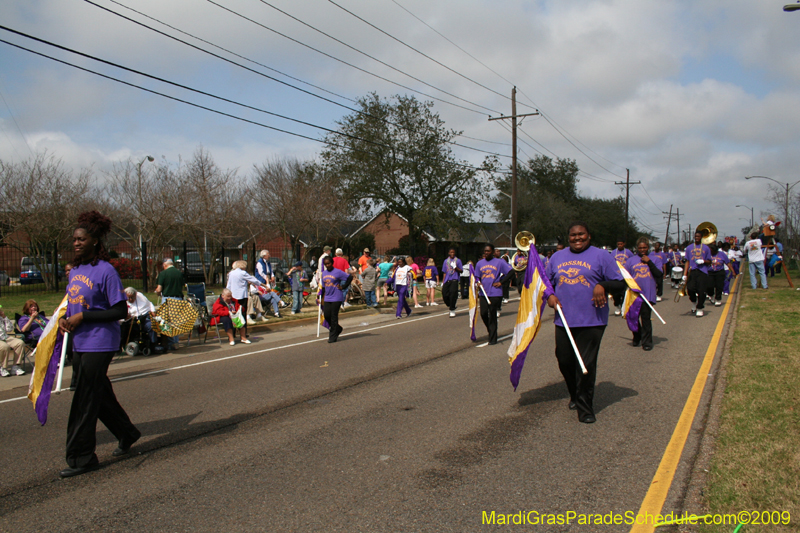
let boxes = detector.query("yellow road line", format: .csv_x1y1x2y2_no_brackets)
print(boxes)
630,276,740,533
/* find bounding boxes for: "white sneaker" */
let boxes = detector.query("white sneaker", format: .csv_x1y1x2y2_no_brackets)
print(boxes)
430,302,439,306
614,306,621,316
229,341,236,346
0,367,10,377
415,304,423,308
691,306,696,314
497,311,501,318
656,296,662,302
696,310,704,317
502,298,509,304
241,339,251,344
11,365,24,376
291,311,297,315
714,300,722,306
274,312,281,318
425,302,429,306
246,317,257,325
343,302,351,308
449,311,455,318
723,292,729,296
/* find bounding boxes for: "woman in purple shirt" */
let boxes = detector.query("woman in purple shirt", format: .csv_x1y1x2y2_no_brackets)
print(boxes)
320,256,352,343
475,244,512,345
624,238,664,352
545,222,626,424
58,211,140,478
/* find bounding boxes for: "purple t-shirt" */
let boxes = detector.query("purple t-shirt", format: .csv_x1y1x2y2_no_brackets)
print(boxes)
625,255,657,303
475,257,512,298
546,246,623,328
423,266,439,282
18,314,48,341
647,252,664,271
613,248,633,264
440,258,462,283
710,251,730,272
66,260,126,352
685,243,712,274
320,268,349,302
667,251,682,267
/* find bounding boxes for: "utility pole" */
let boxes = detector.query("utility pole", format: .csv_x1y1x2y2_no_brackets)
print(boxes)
663,204,673,245
488,87,539,241
614,169,641,243
675,208,680,245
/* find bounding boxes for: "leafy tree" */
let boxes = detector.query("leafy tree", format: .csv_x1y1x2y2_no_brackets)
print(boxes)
321,93,495,256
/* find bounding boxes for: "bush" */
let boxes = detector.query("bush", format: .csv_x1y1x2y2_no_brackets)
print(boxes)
110,258,142,279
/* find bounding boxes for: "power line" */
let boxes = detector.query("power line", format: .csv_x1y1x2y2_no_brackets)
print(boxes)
0,35,497,175
250,0,502,115
325,0,535,110
0,81,34,158
106,0,356,105
539,113,626,179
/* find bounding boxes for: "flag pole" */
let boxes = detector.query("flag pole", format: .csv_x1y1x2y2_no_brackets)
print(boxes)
639,295,666,325
316,302,321,338
477,280,492,306
55,332,69,394
555,304,588,375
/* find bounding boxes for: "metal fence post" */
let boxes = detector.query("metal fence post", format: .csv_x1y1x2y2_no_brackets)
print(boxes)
183,241,188,280
141,241,149,293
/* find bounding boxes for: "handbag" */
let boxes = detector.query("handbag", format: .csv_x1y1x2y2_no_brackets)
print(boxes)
230,307,245,329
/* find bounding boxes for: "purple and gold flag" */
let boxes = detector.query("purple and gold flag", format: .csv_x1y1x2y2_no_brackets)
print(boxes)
27,295,68,425
468,264,478,341
618,261,644,333
507,248,554,390
317,287,330,330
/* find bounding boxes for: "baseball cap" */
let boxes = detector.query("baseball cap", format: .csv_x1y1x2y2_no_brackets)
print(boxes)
364,248,370,253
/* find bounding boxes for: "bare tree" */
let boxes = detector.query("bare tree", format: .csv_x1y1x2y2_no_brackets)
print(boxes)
0,152,92,289
250,158,351,260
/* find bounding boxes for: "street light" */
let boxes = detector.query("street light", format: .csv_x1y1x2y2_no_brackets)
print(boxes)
735,204,754,228
136,155,155,254
744,175,800,242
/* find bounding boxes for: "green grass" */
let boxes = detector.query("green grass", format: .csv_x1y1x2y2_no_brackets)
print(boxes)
703,268,800,532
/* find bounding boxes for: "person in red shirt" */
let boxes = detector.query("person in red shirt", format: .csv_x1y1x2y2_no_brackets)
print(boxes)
358,248,371,274
332,248,350,272
211,289,243,346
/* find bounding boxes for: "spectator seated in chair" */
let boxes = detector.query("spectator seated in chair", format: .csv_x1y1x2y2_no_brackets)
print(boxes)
18,299,48,346
0,305,27,377
211,288,246,346
123,286,160,350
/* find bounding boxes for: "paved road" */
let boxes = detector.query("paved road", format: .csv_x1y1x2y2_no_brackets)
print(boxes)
0,289,734,532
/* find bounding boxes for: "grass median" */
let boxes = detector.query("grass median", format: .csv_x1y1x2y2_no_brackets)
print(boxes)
703,267,800,532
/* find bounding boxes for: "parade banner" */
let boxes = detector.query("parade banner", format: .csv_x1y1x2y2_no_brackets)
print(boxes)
618,261,644,333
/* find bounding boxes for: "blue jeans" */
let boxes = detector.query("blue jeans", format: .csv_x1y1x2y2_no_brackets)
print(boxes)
259,293,280,314
364,290,376,307
748,260,768,289
160,296,182,347
292,290,303,313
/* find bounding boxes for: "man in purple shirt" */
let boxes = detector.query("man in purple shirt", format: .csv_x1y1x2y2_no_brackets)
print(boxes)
651,242,668,302
475,244,512,345
707,243,729,307
319,256,352,343
440,248,463,318
682,231,712,317
611,239,633,316
625,238,663,351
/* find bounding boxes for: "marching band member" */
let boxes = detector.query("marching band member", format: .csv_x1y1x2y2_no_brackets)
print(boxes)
651,242,667,301
440,248,463,318
625,238,663,351
320,256,352,343
707,243,729,306
611,239,633,315
668,244,683,289
682,231,712,317
546,222,626,423
475,244,512,345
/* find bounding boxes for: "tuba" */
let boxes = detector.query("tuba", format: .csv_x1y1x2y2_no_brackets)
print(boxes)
696,221,718,245
512,231,535,271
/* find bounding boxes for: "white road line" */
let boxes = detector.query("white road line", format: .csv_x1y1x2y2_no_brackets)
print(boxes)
1,304,501,405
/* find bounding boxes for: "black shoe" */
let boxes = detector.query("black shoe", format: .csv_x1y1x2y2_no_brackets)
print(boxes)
568,401,577,410
336,325,343,336
632,339,641,347
60,458,99,478
327,338,337,343
112,430,141,457
643,345,653,351
488,341,497,345
580,415,596,424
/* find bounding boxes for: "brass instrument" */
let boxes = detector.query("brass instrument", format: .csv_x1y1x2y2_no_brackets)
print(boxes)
696,221,718,245
674,279,687,302
511,231,535,271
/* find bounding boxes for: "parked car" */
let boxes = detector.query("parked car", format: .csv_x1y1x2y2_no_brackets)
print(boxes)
19,265,66,285
182,251,220,283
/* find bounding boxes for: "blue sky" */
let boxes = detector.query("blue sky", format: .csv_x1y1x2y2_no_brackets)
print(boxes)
1,0,799,240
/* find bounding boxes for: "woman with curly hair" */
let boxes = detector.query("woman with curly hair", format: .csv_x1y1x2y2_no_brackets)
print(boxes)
58,211,141,478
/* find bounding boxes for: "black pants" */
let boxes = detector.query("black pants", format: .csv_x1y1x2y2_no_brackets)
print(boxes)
479,295,503,344
441,280,459,311
687,270,708,309
632,304,653,349
555,325,605,422
66,351,139,468
502,280,510,300
459,277,470,299
612,290,625,309
707,271,725,301
237,298,248,337
323,301,343,342
656,276,663,298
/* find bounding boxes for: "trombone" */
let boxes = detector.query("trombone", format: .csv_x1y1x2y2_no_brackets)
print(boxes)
512,231,535,271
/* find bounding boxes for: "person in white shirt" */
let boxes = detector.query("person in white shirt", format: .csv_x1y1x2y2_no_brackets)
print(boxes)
124,287,158,348
393,257,413,319
0,305,26,377
744,233,768,290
